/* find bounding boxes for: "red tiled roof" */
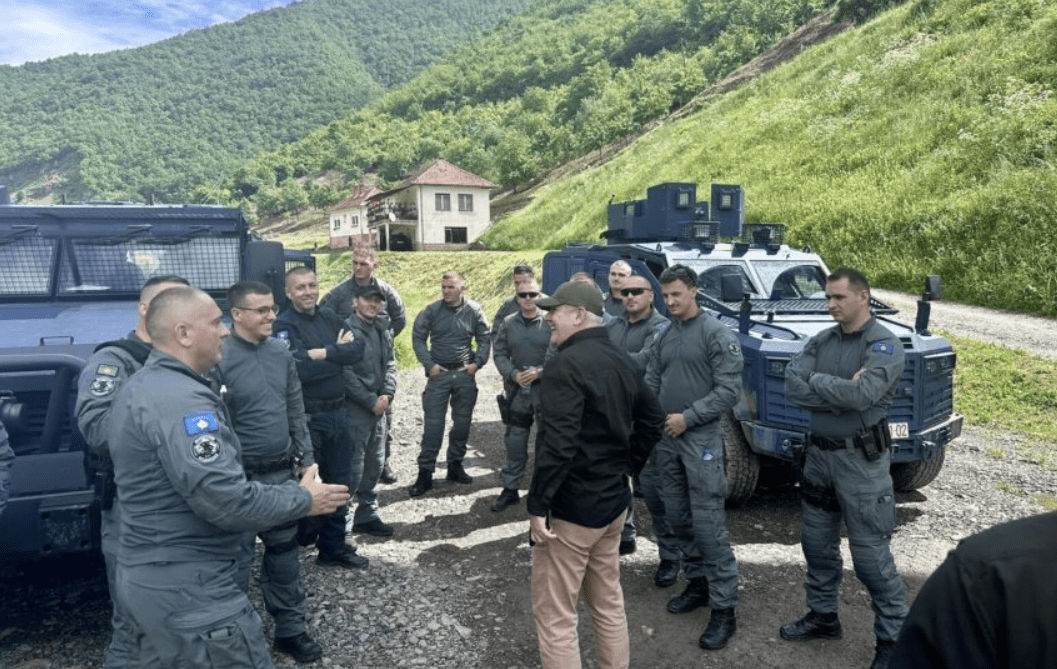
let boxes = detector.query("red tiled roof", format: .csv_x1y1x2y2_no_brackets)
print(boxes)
398,159,497,190
332,184,379,211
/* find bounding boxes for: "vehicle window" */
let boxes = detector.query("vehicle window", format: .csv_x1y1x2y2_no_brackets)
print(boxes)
697,264,756,301
765,264,828,299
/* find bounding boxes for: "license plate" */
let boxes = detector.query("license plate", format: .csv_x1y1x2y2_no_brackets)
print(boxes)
889,422,909,439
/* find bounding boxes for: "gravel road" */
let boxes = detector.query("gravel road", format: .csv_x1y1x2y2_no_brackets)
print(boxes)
2,290,1056,669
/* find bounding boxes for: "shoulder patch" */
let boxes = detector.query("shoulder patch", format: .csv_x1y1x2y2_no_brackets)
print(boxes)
728,342,741,356
96,364,119,377
871,341,895,355
274,329,291,349
90,377,117,397
191,434,221,463
183,412,219,436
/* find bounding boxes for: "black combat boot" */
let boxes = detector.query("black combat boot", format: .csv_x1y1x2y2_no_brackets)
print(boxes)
653,559,680,588
275,632,323,663
446,461,473,484
408,469,433,497
779,610,843,641
666,576,709,614
698,607,737,650
491,488,520,512
870,639,897,669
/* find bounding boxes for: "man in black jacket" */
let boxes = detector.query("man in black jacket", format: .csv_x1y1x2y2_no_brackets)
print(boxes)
528,281,664,669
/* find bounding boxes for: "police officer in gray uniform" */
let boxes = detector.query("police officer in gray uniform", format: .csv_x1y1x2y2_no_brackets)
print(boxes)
491,278,550,513
343,283,397,537
75,274,189,669
409,271,491,496
319,242,405,484
0,418,14,520
217,281,321,663
491,264,535,336
780,267,907,669
108,286,349,668
645,264,743,651
606,273,670,557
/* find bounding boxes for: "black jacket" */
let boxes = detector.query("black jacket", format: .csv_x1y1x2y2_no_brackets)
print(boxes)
527,327,663,528
274,305,365,404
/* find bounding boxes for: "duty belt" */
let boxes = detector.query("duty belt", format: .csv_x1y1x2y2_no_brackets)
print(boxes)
304,397,344,413
809,434,856,451
436,361,467,371
243,454,295,476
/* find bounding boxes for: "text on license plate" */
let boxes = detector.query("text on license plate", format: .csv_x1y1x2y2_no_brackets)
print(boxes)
888,422,909,439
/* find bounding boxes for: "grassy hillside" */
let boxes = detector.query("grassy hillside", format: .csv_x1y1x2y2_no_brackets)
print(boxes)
483,0,1057,316
0,0,531,203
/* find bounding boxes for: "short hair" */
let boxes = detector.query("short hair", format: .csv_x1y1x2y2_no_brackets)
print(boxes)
285,266,315,284
609,260,632,274
569,271,595,285
828,267,870,293
352,242,376,260
623,272,652,285
512,264,534,277
140,274,188,302
227,281,273,309
145,286,206,344
659,264,697,288
442,271,465,283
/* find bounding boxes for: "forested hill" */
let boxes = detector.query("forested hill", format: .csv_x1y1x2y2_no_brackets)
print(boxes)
222,0,835,216
0,0,531,203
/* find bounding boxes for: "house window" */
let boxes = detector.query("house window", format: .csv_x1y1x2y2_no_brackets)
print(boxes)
445,227,468,244
435,193,451,211
458,194,473,212
352,215,359,229
332,218,340,231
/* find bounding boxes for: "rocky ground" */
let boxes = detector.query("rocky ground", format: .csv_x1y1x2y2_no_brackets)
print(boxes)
3,290,1057,669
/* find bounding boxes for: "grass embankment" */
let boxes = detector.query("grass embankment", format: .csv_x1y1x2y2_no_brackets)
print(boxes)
482,0,1057,316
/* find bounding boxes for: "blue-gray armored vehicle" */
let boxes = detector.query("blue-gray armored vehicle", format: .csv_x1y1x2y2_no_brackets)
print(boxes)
0,190,312,560
543,182,963,505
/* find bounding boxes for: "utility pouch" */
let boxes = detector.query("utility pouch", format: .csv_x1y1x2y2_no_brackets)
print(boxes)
873,419,893,452
798,473,842,513
856,432,881,461
496,393,511,426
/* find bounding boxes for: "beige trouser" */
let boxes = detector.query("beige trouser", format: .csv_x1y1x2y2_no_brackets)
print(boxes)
531,512,629,669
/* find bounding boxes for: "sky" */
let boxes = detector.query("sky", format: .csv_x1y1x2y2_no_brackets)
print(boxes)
1,1,300,67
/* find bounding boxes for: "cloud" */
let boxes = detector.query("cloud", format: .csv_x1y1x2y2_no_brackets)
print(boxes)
0,1,296,67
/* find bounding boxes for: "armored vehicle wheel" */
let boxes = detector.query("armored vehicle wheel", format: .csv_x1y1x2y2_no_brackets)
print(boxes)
890,447,946,492
723,412,760,507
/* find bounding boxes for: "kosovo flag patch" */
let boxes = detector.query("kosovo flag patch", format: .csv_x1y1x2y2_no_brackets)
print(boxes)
183,412,219,436
872,342,895,355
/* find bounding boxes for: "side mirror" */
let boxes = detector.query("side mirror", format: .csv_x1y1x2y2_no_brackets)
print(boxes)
923,275,942,301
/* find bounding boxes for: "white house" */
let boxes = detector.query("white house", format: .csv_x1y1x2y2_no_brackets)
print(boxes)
329,184,378,249
365,159,497,251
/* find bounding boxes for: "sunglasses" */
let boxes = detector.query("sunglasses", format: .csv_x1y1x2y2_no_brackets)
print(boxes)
235,305,279,316
517,291,540,299
620,287,650,297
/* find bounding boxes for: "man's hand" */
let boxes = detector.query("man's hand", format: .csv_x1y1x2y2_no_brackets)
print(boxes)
530,514,556,546
852,367,868,381
307,347,327,360
337,329,355,344
372,395,390,416
664,413,688,439
465,363,479,375
514,367,538,387
299,464,349,516
428,364,443,377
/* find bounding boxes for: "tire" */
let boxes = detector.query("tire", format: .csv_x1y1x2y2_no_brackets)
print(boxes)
723,412,760,507
890,447,946,492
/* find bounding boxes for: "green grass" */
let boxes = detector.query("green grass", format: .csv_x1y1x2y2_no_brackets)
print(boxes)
482,0,1057,316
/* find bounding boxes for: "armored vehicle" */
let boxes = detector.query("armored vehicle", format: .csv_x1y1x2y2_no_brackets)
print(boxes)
543,182,962,505
0,192,312,560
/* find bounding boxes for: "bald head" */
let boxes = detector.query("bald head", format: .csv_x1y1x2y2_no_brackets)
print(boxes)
146,287,228,373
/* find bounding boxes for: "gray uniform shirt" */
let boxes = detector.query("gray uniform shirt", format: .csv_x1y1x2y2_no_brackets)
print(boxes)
645,310,743,427
109,351,311,566
320,276,406,336
76,331,150,461
217,333,314,465
606,308,670,373
784,316,905,440
343,312,397,412
0,419,13,518
412,298,491,371
492,295,519,335
493,311,551,384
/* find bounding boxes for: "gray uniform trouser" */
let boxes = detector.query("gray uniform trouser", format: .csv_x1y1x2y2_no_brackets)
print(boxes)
101,501,150,668
657,423,740,609
637,454,679,561
417,369,478,472
235,467,307,640
118,559,274,668
350,405,387,525
800,446,908,641
500,388,536,490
